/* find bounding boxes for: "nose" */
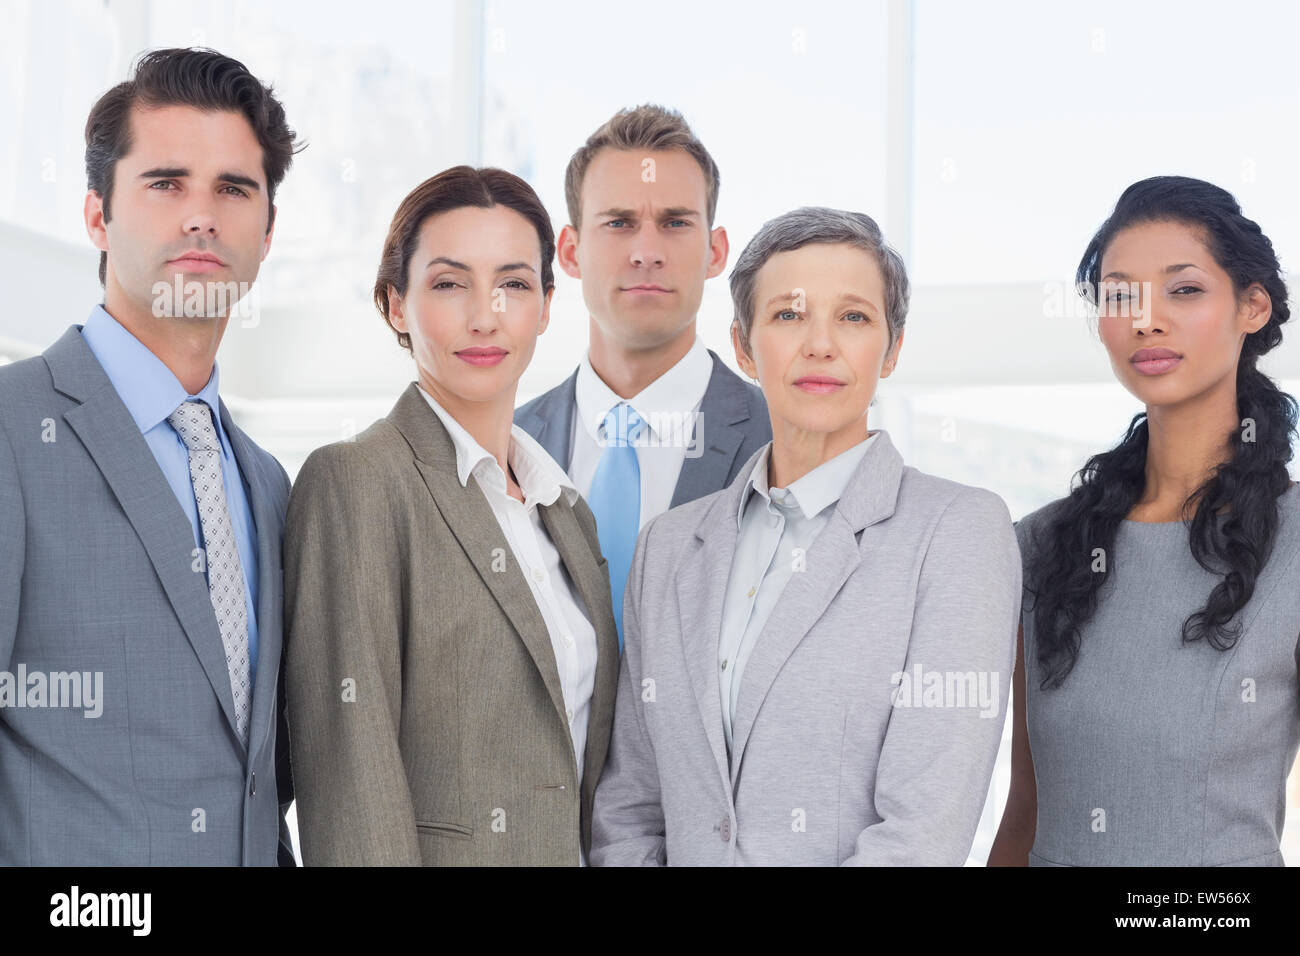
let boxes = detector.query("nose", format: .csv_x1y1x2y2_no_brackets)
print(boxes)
629,239,664,268
181,205,218,238
466,286,503,335
802,312,835,358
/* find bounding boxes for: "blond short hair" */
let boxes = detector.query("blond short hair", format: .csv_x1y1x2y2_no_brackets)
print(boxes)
563,104,720,229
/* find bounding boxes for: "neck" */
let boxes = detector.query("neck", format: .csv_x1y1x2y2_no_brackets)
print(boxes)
1141,373,1239,512
768,416,871,489
587,318,695,398
417,370,517,478
103,285,228,395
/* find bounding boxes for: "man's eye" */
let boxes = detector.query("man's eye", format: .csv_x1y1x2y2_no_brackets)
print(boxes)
605,220,627,228
221,185,249,197
149,180,177,190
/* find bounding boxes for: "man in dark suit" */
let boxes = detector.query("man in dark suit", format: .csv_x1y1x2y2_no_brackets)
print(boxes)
516,105,770,647
0,48,300,865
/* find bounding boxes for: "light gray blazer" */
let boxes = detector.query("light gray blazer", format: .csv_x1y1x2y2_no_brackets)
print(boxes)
284,383,619,865
0,325,293,865
591,430,1021,865
514,349,772,509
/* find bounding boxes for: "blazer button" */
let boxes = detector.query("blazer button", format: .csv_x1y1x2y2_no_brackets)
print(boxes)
719,817,731,842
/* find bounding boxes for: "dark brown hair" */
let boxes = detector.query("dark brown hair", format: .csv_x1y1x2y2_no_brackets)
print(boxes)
84,47,302,285
373,166,557,351
563,104,720,230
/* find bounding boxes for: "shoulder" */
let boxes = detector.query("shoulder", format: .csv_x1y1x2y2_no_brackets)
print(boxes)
897,465,1014,532
515,371,576,422
0,352,56,416
293,419,407,498
1011,494,1074,560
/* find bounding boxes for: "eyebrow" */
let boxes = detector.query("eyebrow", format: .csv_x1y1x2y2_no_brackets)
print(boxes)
762,291,879,312
137,167,262,191
1102,263,1203,281
594,207,700,220
424,256,538,274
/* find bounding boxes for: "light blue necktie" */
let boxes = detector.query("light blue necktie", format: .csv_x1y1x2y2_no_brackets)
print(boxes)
587,403,643,651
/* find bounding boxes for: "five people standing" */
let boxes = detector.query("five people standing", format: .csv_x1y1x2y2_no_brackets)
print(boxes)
2,46,1297,868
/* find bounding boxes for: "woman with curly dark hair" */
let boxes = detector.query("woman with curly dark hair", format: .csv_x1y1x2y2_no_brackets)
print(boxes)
990,176,1300,866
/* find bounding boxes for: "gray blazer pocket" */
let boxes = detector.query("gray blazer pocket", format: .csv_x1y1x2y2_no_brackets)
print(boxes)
415,820,474,840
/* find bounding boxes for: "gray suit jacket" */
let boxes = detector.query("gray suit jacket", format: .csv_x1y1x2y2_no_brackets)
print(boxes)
0,324,294,866
591,430,1021,865
284,383,619,865
514,349,772,509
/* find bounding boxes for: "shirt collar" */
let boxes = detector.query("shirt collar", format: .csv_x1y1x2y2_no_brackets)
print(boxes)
575,334,712,442
416,384,578,511
80,304,229,447
737,432,879,528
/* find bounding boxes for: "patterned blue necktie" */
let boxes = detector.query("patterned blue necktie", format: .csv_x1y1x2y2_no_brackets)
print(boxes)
587,403,643,651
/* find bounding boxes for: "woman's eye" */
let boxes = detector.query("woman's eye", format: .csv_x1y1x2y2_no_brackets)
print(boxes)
844,311,868,323
501,279,529,290
432,280,459,290
775,309,800,321
1173,285,1201,295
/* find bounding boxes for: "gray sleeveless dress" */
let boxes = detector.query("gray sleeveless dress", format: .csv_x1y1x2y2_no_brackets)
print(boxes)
1015,486,1300,866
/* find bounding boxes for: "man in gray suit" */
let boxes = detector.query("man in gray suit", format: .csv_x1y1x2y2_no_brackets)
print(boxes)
0,48,300,865
515,105,771,649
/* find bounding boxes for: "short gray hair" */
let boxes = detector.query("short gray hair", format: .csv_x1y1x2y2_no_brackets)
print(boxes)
729,206,910,357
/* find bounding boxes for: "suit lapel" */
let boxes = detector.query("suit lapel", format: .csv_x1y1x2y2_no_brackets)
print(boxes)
670,352,754,509
538,502,618,799
220,401,281,761
48,328,244,750
394,385,571,733
675,476,753,798
728,432,906,785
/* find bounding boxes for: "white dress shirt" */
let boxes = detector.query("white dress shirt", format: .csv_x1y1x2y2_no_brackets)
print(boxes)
570,334,713,528
416,386,599,787
717,433,878,752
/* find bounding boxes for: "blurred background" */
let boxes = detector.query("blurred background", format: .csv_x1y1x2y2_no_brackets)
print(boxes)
2,0,1298,865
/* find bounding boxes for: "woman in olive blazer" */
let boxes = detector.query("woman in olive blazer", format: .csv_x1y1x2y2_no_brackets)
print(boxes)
284,167,618,866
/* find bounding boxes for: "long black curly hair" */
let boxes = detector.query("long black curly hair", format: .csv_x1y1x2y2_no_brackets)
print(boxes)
1026,175,1297,689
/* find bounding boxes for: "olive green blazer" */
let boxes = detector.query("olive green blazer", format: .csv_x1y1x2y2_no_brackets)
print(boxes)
284,383,619,865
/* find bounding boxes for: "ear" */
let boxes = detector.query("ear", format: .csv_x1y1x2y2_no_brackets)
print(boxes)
557,224,582,280
261,205,277,262
387,285,408,334
705,225,729,280
880,325,905,378
731,320,757,380
84,190,109,253
1241,283,1272,335
538,285,554,337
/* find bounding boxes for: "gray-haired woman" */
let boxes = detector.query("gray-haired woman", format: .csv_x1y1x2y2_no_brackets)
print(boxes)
591,206,1021,865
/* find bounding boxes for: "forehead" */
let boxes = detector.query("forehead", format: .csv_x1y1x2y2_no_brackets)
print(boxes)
413,203,541,265
120,104,265,181
581,147,708,216
1101,220,1217,276
754,242,885,301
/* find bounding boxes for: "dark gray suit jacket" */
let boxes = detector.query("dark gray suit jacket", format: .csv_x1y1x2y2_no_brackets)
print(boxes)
0,324,294,865
514,349,772,509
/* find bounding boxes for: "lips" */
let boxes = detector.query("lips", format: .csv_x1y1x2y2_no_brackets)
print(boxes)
169,251,226,272
622,285,671,294
456,347,508,367
1130,347,1182,376
794,375,845,394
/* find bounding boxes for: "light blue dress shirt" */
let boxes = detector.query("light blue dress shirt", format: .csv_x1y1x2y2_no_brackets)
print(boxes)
716,432,877,752
80,305,260,686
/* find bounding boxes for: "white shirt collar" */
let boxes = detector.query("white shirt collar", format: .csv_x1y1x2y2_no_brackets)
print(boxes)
416,384,578,511
738,432,878,527
574,334,712,442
